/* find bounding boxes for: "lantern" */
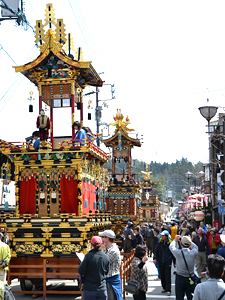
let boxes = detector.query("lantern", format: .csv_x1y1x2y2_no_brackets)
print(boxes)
194,211,204,221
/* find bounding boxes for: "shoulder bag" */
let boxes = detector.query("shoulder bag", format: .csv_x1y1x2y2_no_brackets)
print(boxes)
124,280,140,295
217,290,225,300
181,250,201,293
124,267,140,295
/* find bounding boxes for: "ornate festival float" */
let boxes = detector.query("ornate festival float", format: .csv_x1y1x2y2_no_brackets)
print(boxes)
0,4,111,294
102,109,142,237
139,164,159,224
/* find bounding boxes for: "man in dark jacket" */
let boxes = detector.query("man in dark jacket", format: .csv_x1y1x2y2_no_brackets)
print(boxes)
78,236,109,300
132,227,144,248
145,223,154,257
193,228,211,277
123,222,135,253
153,230,176,296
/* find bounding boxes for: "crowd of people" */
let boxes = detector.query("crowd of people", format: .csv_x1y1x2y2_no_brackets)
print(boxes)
77,220,225,300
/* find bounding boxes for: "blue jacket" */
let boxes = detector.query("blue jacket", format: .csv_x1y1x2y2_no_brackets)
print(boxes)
217,246,225,259
153,238,175,265
73,128,86,145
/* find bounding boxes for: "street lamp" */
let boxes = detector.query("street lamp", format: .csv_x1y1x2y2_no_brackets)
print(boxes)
185,171,205,194
185,171,193,183
198,105,218,129
198,104,218,222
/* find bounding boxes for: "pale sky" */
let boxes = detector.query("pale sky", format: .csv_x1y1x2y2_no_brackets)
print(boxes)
1,0,225,165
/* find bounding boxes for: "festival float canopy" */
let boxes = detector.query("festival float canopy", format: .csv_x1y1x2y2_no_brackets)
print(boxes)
183,194,208,213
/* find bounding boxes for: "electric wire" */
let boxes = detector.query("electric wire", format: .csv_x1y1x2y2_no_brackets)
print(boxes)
0,76,24,112
67,0,103,70
26,0,38,19
0,45,37,104
0,44,17,65
71,0,102,65
0,74,21,103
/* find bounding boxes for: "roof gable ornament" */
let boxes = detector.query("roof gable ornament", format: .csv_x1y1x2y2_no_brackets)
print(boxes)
141,163,153,181
109,109,135,134
34,3,67,53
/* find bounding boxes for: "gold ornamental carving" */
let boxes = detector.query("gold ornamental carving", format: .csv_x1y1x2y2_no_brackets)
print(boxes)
51,243,82,254
15,244,45,254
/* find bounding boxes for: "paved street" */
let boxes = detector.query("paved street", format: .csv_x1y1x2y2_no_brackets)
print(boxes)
9,257,186,300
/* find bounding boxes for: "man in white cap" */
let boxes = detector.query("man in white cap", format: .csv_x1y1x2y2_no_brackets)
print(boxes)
99,230,122,300
153,230,175,296
169,235,198,300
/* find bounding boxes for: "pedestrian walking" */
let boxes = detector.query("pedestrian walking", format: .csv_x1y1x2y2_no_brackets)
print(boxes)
192,228,211,277
123,222,135,253
99,229,123,300
153,227,161,281
78,236,109,300
130,244,148,300
153,230,175,296
145,223,154,257
198,221,208,235
171,222,178,240
169,235,198,300
193,254,225,300
180,220,189,237
132,227,144,248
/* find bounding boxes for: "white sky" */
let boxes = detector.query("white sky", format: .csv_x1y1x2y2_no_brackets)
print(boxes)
1,0,225,164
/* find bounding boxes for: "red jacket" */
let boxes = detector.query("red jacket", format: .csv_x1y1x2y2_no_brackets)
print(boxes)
205,232,221,250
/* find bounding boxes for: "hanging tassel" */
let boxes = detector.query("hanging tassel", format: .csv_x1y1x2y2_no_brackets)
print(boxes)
85,199,88,208
38,152,41,160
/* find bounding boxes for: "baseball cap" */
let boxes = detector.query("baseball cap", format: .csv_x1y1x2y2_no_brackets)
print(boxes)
91,236,103,245
161,230,170,236
99,230,116,239
181,236,192,247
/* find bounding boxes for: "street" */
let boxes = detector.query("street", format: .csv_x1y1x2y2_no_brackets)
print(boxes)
9,257,191,300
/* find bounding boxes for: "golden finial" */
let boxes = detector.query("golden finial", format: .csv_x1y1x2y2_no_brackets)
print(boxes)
55,19,67,44
109,109,135,134
44,4,56,27
34,3,67,52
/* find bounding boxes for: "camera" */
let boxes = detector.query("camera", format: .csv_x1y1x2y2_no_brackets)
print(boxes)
1,260,8,267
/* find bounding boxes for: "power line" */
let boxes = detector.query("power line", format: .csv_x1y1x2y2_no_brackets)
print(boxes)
0,44,17,65
67,0,103,69
26,0,38,19
0,45,37,104
0,76,24,112
0,74,21,103
72,1,101,63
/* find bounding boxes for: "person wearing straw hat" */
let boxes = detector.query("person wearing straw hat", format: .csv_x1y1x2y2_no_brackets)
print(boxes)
78,236,109,300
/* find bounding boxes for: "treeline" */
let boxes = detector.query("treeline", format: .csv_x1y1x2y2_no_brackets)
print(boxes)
104,158,203,202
